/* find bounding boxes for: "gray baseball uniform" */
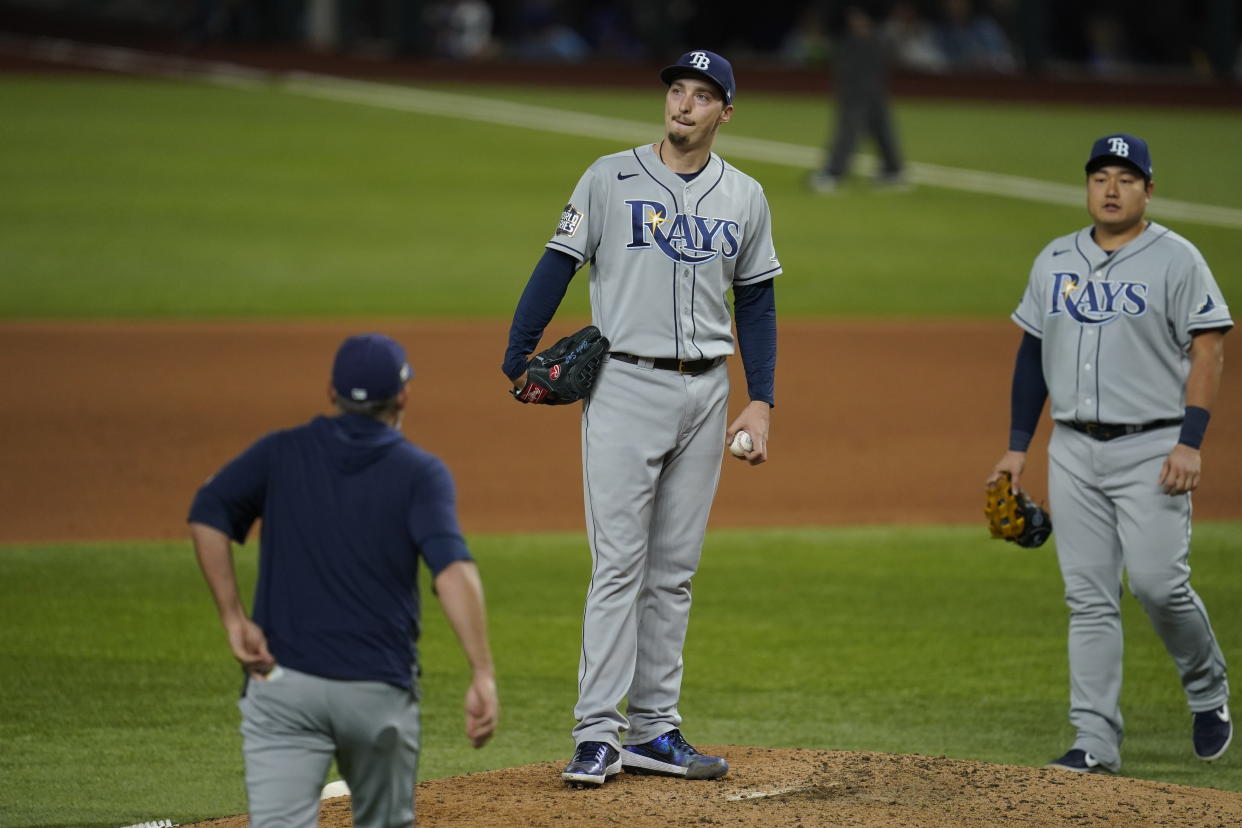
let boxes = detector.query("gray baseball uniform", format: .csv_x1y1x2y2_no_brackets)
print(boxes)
549,142,780,748
1012,220,1232,771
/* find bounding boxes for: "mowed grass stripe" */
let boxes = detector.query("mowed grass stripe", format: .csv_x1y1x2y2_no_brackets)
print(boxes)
10,36,1242,230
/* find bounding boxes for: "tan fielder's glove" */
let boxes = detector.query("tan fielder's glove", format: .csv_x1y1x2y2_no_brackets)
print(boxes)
985,472,1052,548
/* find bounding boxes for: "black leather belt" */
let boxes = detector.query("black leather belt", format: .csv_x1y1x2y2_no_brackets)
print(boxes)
1059,419,1182,441
609,352,724,375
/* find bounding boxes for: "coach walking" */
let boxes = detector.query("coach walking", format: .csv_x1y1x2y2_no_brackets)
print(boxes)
189,333,498,827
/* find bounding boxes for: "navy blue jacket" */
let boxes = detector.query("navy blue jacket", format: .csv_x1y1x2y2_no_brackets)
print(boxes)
188,414,472,690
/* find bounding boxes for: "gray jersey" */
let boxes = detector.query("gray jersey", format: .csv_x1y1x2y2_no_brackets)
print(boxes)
1012,221,1232,424
547,143,781,360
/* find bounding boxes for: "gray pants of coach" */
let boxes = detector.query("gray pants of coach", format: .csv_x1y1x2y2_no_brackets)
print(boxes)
1049,424,1229,772
572,356,729,748
239,665,421,828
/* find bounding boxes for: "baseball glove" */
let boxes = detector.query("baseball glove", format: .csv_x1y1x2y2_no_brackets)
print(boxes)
512,325,610,405
984,472,1052,548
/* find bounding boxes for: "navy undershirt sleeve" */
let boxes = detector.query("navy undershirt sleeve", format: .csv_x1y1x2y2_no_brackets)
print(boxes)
1009,331,1048,452
733,280,777,406
502,248,579,380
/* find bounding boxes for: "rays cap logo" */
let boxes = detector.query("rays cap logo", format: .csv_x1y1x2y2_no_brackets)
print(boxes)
660,49,735,105
332,333,412,402
1085,133,1153,180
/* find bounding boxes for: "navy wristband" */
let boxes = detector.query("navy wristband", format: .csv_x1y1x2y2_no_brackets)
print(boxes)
1178,405,1210,449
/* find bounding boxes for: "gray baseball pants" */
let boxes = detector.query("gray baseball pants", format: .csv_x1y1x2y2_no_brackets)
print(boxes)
572,356,729,748
239,665,421,828
826,96,903,178
1048,424,1229,772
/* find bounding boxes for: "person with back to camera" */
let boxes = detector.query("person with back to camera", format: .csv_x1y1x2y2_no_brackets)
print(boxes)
189,333,499,827
988,134,1232,774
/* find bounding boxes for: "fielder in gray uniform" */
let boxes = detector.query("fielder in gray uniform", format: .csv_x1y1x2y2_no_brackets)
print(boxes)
502,50,780,787
988,134,1232,774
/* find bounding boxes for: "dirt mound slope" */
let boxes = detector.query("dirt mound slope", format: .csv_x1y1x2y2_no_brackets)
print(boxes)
191,746,1242,827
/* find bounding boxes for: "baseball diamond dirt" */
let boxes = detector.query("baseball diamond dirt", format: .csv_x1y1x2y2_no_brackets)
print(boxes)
183,747,1242,827
2,319,1240,826
1,319,1239,546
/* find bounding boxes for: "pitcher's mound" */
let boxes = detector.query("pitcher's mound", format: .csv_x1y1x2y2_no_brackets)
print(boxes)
195,746,1242,827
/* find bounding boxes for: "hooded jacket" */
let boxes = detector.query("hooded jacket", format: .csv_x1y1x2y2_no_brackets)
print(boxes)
188,413,471,690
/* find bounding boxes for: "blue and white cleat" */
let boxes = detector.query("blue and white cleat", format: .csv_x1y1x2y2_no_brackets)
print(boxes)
562,741,621,788
622,729,728,780
1193,704,1232,761
1046,748,1111,774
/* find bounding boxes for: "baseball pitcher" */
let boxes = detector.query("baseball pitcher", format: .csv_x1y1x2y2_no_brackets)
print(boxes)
502,50,780,787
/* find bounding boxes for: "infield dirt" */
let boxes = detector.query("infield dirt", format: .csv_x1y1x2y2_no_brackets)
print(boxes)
187,747,1242,827
3,319,1240,826
1,319,1239,545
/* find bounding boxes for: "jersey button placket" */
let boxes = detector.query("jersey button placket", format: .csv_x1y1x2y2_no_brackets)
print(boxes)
681,267,694,353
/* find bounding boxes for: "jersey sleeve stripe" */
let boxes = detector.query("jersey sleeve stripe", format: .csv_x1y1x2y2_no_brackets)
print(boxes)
734,266,781,285
546,240,585,262
1187,318,1234,332
1011,310,1043,337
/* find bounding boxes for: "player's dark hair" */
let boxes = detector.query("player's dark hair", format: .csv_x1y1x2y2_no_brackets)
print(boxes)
334,394,402,420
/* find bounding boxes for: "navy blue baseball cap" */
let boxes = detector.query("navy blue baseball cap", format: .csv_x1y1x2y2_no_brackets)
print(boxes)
1085,133,1153,180
332,333,412,402
660,50,735,105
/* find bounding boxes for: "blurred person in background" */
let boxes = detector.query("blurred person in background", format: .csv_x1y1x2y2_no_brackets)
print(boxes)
886,0,949,73
425,0,495,59
934,0,1015,73
809,1,908,193
510,0,591,61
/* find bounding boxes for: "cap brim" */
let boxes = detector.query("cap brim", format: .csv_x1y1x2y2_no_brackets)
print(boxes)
1086,156,1149,178
660,66,728,102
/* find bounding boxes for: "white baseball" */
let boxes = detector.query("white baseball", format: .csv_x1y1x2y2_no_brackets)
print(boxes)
321,779,351,800
729,430,753,457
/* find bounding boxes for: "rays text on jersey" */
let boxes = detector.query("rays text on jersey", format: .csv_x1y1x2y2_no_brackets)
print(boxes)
624,199,741,264
1049,271,1149,325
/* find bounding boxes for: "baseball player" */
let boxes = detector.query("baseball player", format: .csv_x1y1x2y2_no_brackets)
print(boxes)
502,50,779,786
988,134,1232,774
189,333,499,827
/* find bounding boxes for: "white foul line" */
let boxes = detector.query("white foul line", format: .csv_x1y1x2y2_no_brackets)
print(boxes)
7,36,1242,231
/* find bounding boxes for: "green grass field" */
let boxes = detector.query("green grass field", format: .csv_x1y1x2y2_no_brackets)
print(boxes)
1,75,1239,318
2,71,1241,826
2,527,1241,827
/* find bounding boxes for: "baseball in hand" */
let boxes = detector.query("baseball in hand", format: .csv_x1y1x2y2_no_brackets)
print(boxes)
729,430,753,457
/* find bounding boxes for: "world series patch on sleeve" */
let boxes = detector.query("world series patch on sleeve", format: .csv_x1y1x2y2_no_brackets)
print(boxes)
512,325,610,405
985,472,1052,548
